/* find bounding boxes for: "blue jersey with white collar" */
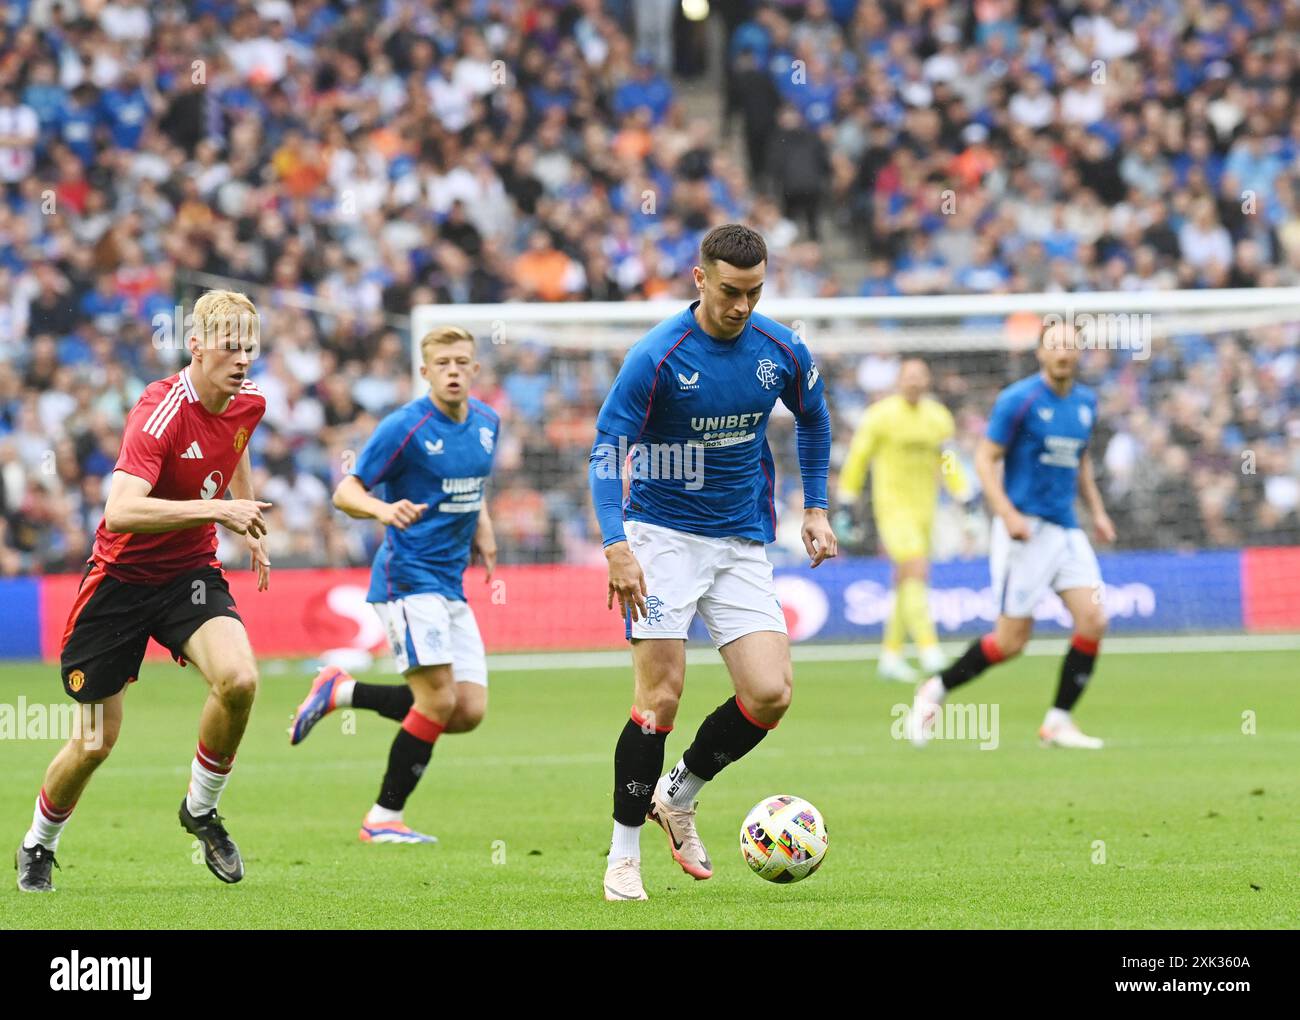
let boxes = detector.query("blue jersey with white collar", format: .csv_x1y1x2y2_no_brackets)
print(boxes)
353,395,499,603
986,373,1096,528
594,301,828,542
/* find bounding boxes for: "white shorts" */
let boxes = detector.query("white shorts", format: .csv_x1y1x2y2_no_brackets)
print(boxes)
989,515,1103,619
372,594,488,686
625,520,787,647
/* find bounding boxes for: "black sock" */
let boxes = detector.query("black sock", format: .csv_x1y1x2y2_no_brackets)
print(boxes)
681,696,772,781
1055,638,1099,711
940,634,1002,691
612,714,669,826
353,682,415,722
376,728,435,811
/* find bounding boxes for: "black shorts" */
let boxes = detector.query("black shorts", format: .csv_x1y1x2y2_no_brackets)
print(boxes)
59,563,243,704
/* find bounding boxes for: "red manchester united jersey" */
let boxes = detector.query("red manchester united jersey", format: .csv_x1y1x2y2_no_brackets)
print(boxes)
92,367,267,584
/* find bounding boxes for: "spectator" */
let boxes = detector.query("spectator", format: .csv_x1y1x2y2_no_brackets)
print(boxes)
765,106,829,241
0,85,38,195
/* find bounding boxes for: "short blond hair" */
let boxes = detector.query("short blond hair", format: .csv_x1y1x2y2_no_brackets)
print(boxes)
419,325,475,361
192,290,259,348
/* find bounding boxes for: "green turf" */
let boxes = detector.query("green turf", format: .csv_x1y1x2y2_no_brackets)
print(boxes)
2,648,1296,929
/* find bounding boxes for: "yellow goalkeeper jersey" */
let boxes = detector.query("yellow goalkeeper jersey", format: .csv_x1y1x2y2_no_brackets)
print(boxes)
837,394,969,517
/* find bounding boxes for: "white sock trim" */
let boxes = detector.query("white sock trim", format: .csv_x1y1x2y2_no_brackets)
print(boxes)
186,754,232,816
29,795,70,851
663,760,706,809
609,821,642,862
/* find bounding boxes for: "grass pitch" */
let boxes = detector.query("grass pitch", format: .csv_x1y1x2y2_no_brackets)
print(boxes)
3,646,1296,929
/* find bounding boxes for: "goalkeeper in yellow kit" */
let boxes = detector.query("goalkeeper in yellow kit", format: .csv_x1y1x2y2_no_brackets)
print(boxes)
837,359,971,681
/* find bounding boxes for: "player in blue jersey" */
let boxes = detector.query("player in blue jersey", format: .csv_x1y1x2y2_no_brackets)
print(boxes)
288,326,499,843
589,224,837,901
909,323,1116,750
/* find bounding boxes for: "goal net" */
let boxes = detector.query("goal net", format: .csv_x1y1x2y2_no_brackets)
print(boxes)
412,290,1300,647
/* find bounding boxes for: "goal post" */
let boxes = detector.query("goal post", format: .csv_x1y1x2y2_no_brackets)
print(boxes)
410,289,1300,644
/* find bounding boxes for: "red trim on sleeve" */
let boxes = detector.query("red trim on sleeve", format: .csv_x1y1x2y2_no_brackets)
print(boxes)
759,458,777,533
632,329,691,446
995,377,1049,447
363,411,433,489
752,327,804,413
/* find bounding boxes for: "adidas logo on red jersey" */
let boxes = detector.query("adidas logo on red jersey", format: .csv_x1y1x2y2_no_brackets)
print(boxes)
180,441,204,460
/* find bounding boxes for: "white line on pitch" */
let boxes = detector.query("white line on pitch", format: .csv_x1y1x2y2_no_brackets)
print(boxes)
481,633,1300,672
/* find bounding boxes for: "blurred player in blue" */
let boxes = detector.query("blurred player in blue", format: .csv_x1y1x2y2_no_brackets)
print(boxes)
289,326,499,843
909,323,1116,750
590,224,837,901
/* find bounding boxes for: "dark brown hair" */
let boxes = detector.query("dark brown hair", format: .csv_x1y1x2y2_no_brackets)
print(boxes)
700,223,767,269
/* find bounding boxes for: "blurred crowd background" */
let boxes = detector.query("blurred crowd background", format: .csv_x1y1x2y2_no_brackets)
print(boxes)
0,0,1297,576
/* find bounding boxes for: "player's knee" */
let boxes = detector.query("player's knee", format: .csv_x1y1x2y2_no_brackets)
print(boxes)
412,684,456,723
746,675,792,722
1077,611,1107,641
643,685,681,722
214,664,259,711
69,728,115,767
455,701,486,732
994,630,1029,659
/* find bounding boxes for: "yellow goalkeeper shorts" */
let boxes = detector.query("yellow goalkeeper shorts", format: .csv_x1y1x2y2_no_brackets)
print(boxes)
876,513,932,562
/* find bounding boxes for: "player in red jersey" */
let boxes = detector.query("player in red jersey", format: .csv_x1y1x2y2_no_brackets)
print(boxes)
16,290,272,892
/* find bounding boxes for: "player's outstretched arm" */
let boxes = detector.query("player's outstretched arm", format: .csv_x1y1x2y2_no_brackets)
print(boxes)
103,470,270,537
230,449,271,590
331,473,426,529
793,403,837,567
974,438,1029,540
472,506,497,582
588,431,647,621
835,406,878,508
1078,451,1116,544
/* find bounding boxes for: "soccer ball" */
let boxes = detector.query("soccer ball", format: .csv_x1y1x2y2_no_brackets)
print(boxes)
739,795,829,883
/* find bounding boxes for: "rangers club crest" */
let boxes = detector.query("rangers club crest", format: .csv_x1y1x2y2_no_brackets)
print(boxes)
233,426,249,452
479,427,494,454
755,359,779,389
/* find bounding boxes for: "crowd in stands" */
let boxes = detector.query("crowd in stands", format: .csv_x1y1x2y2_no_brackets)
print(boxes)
0,0,1296,576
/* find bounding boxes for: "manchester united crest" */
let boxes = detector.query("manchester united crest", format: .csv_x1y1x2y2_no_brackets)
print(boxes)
68,669,85,693
234,426,249,452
